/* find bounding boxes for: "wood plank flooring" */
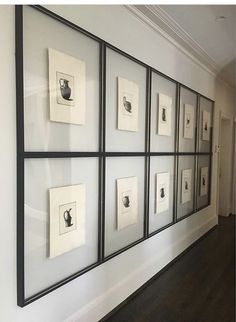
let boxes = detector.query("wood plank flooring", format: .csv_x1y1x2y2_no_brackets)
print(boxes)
103,216,235,322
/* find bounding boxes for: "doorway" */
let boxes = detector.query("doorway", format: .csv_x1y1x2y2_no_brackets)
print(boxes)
218,115,232,217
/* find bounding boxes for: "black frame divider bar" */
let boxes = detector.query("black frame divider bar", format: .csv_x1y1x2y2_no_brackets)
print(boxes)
144,67,151,237
100,42,106,260
208,154,213,207
193,154,197,212
194,155,198,212
174,83,181,223
16,4,215,307
196,94,200,153
98,41,106,262
22,151,213,159
16,5,25,308
207,101,215,207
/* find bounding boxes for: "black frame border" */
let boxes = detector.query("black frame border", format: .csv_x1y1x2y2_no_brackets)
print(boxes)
16,5,214,307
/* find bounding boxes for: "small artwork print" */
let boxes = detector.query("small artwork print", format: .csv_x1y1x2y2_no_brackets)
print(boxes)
156,172,170,214
56,72,74,106
183,104,194,139
157,93,172,136
117,176,138,230
181,169,192,204
59,202,77,235
49,184,85,258
118,77,139,132
122,93,133,116
202,110,210,141
48,48,86,125
200,167,208,196
121,190,132,213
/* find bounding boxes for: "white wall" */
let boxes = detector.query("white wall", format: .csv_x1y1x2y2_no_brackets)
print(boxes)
0,5,234,322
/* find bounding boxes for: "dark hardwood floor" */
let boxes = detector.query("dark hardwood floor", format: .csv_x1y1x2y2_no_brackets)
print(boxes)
103,216,235,322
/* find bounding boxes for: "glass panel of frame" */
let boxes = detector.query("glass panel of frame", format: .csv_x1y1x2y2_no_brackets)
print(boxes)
104,157,145,257
196,155,211,210
24,157,99,297
149,156,175,234
198,97,213,153
106,47,147,152
177,155,195,219
23,6,100,152
179,87,197,153
150,72,177,152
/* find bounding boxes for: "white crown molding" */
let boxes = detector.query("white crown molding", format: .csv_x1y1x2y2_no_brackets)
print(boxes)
125,5,233,90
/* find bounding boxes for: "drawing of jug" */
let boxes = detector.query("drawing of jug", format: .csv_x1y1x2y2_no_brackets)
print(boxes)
122,195,130,208
185,181,188,191
63,208,73,227
202,177,206,186
123,96,132,113
160,188,165,199
59,78,72,101
162,108,166,122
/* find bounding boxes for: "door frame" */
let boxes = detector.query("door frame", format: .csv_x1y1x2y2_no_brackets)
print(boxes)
217,111,233,217
232,118,236,215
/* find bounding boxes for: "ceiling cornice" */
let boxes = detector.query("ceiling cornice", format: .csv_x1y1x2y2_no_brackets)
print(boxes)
125,5,233,90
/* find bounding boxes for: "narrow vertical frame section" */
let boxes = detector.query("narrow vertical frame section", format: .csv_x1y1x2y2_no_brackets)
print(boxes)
208,154,213,206
174,83,180,222
208,101,215,207
174,155,179,222
98,42,105,261
144,67,151,237
195,94,200,153
193,93,199,211
194,154,198,212
210,101,215,155
99,42,106,261
15,5,25,307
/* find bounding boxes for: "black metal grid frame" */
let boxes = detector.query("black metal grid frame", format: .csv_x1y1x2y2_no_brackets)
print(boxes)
16,5,214,307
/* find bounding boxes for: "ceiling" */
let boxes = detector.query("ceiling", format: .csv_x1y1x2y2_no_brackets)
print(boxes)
132,5,235,88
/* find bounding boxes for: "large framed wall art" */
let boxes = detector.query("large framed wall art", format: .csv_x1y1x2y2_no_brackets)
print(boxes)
16,5,214,307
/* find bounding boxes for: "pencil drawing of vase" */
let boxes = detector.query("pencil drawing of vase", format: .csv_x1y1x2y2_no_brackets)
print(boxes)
186,117,190,127
63,208,73,227
162,108,167,122
59,78,73,101
202,177,206,186
160,187,165,199
123,96,132,113
185,181,188,191
122,195,130,208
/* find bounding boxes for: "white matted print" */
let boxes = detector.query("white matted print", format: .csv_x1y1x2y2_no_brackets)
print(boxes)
49,184,85,258
157,93,172,136
117,176,138,230
118,77,139,132
155,172,170,214
181,169,192,204
183,104,194,139
202,110,210,141
48,48,86,125
200,167,208,196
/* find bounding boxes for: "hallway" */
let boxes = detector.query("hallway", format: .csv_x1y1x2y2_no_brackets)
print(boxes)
104,216,235,322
